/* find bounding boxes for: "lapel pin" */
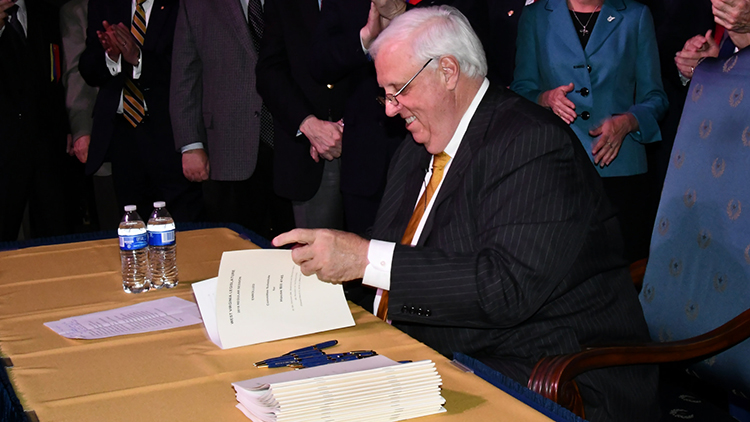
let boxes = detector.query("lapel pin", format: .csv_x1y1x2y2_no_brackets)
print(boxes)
607,15,615,22
507,10,514,16
161,6,165,9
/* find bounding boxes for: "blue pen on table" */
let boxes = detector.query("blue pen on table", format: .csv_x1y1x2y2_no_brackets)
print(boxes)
255,350,325,367
289,350,378,369
282,339,338,356
291,354,358,369
254,340,338,367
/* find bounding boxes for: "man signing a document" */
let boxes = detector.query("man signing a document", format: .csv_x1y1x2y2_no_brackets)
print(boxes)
272,6,658,422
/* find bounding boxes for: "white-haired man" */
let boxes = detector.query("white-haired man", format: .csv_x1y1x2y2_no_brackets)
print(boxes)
273,6,658,421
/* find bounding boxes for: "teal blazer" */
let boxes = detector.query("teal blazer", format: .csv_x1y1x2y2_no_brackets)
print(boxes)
511,0,668,177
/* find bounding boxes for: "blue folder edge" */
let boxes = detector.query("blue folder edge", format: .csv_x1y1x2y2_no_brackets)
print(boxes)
452,352,587,422
0,222,273,252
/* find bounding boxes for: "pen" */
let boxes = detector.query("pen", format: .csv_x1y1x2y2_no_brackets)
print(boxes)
290,351,377,368
255,349,325,367
254,340,338,367
291,355,356,368
255,359,297,369
282,340,338,356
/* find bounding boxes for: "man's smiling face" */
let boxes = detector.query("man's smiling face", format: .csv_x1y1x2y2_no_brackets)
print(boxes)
375,42,455,155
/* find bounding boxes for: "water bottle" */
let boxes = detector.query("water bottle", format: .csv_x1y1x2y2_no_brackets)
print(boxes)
118,205,150,293
147,201,178,289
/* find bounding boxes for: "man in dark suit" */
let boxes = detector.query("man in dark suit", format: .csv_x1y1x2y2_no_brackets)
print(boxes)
256,0,347,230
310,0,406,235
274,6,658,421
0,0,72,241
169,0,293,239
80,0,202,222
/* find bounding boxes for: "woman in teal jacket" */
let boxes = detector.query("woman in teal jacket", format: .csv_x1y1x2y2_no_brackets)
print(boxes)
511,0,668,262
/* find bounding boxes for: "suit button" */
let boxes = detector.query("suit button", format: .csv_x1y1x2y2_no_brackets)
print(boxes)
580,87,589,97
254,111,260,117
401,305,408,313
416,307,423,316
326,84,334,89
587,65,592,73
17,113,22,120
409,306,416,314
425,309,431,316
581,111,591,120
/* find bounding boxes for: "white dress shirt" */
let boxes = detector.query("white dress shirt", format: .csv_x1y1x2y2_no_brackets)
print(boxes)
105,0,154,115
0,0,27,38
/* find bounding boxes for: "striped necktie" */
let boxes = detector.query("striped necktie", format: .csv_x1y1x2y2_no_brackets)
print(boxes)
376,152,451,321
123,0,147,127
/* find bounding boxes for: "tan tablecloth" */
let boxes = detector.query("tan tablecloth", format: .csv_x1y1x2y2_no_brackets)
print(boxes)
0,228,552,422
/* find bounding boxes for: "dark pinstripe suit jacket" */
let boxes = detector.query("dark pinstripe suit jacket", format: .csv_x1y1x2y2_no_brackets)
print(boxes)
371,86,657,420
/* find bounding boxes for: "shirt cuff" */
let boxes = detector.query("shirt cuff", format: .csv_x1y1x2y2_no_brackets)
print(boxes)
360,35,369,57
362,239,395,291
180,143,204,153
106,53,121,76
133,49,143,79
678,69,691,86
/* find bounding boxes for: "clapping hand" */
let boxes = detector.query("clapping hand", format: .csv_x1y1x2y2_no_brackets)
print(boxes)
675,30,719,80
0,0,16,31
712,0,750,33
590,113,638,168
539,83,577,124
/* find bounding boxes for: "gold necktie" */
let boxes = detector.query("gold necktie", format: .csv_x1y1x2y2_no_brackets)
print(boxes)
376,152,451,321
123,0,147,127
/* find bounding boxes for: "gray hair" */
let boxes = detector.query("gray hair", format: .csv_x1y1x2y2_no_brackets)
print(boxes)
370,6,487,79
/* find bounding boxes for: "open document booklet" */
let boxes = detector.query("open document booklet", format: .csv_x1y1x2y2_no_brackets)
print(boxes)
192,249,355,349
232,355,446,422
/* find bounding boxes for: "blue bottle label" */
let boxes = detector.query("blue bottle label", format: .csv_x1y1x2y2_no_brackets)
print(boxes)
120,233,148,250
148,230,176,246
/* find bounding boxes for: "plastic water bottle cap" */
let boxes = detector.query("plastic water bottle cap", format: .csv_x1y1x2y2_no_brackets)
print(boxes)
124,205,137,212
153,201,166,208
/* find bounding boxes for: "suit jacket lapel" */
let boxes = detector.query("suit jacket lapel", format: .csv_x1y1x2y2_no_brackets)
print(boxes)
374,139,430,243
143,0,174,50
22,1,44,79
584,0,624,56
545,0,586,59
219,0,256,58
117,0,132,32
416,86,496,246
301,0,320,35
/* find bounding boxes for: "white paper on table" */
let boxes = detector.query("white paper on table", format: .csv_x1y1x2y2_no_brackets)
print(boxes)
232,357,446,422
191,277,222,348
43,296,203,339
233,355,400,391
203,249,354,350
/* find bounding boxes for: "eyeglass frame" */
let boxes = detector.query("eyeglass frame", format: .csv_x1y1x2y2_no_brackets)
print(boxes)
376,57,434,107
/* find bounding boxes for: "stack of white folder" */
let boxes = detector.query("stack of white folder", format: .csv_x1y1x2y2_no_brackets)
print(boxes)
232,355,446,422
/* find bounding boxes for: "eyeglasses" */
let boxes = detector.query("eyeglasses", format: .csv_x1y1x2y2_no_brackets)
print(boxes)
377,58,434,107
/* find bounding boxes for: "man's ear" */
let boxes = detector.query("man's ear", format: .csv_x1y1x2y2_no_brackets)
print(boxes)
439,55,460,90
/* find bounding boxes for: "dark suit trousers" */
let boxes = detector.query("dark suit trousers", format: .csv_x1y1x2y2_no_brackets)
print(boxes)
201,143,295,241
601,173,651,263
109,116,203,222
0,138,72,241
